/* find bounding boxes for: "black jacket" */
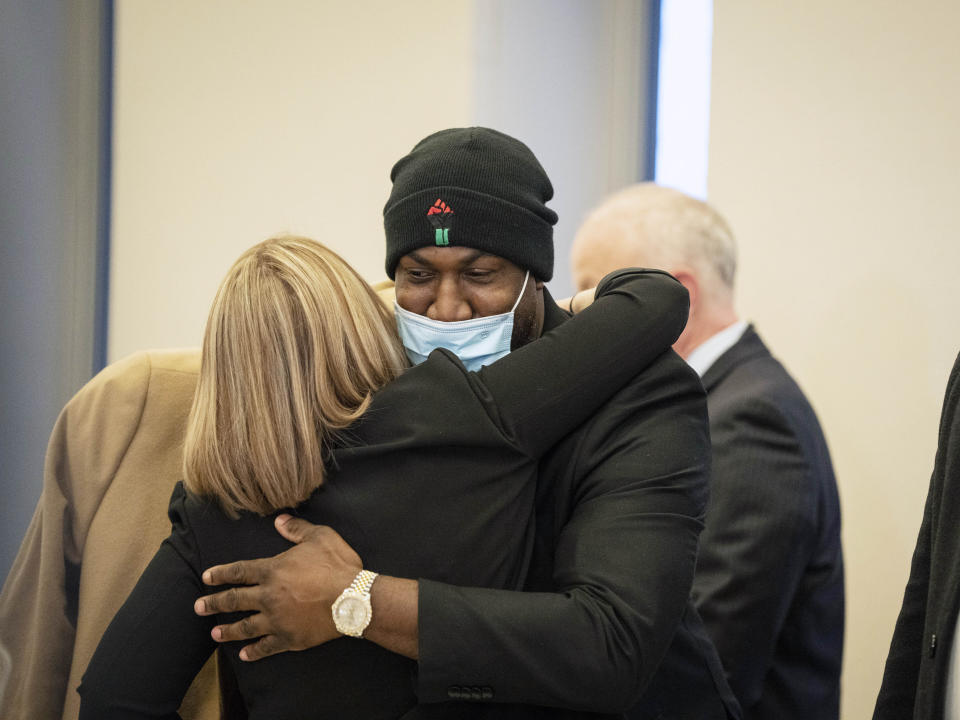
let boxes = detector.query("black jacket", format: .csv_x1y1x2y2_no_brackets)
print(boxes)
416,292,741,720
874,350,960,719
79,270,696,719
694,326,844,719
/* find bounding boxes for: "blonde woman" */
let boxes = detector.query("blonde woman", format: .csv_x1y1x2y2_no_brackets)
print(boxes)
79,236,689,719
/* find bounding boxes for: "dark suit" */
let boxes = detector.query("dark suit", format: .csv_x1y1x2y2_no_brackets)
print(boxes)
874,350,960,719
416,292,741,720
693,326,844,719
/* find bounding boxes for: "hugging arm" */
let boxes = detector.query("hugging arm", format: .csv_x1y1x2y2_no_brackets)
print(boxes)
475,268,690,457
200,355,712,713
415,352,710,710
195,269,689,665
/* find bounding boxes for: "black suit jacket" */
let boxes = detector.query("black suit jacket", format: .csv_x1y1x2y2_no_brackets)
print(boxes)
694,326,844,719
874,350,960,719
415,292,741,720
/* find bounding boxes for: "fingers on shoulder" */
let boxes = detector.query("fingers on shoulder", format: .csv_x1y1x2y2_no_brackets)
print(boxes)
277,515,331,543
205,557,270,586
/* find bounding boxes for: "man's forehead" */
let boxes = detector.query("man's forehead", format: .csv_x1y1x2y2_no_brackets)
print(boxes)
400,247,513,269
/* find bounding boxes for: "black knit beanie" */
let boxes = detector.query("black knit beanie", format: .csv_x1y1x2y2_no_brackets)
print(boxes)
383,127,558,281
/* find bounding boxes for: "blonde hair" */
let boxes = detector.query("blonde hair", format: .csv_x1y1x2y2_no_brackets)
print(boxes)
183,236,407,516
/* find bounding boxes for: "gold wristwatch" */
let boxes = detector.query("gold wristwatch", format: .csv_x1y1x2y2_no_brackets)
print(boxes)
331,569,378,638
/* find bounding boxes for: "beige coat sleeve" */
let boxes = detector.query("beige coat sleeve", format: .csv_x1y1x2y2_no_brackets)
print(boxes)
0,349,220,720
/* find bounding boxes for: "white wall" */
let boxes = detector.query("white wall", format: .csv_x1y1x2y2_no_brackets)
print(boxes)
109,0,651,359
110,0,475,360
473,0,654,298
709,1,960,717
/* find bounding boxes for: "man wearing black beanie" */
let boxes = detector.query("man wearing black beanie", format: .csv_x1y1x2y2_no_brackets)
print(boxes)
383,127,557,283
196,127,741,719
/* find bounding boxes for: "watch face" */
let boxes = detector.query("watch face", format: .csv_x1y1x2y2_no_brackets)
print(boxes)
334,595,370,633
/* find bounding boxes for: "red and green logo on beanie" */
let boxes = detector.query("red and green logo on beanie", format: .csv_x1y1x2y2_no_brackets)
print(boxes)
427,199,454,246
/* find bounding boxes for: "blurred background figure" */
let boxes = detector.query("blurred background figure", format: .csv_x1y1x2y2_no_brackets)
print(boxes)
0,349,219,720
874,349,960,720
572,183,844,720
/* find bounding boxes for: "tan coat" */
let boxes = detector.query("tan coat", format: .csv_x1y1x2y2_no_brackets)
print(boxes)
0,349,218,720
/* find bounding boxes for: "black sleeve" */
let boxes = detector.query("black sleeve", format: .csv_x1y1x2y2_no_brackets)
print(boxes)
417,351,711,712
872,475,933,719
874,351,960,718
473,268,689,458
78,484,217,720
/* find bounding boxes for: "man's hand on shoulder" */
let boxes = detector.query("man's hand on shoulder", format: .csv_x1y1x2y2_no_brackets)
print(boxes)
194,516,361,661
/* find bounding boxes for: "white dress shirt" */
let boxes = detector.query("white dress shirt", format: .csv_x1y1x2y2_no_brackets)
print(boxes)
684,320,749,378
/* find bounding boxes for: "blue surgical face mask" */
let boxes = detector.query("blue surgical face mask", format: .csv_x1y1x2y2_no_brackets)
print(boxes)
394,271,530,372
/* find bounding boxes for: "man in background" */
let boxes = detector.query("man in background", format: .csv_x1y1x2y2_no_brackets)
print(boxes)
571,183,844,720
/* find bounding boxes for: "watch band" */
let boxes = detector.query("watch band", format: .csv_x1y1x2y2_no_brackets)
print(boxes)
349,569,378,596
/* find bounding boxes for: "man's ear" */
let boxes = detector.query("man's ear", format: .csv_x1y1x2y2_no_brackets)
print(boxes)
670,268,698,313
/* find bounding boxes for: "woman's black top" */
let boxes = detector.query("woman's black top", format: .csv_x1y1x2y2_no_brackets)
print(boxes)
78,269,688,719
